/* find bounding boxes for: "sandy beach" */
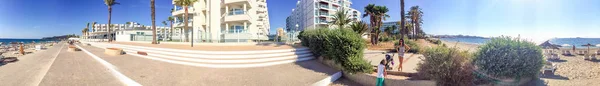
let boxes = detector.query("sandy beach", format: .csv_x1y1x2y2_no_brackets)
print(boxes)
441,40,600,86
1,43,55,58
441,40,480,53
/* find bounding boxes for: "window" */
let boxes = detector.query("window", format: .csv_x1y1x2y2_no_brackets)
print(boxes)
229,25,245,33
228,8,245,15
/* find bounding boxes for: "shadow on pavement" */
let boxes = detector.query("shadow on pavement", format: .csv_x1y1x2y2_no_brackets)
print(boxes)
548,59,567,62
0,57,20,66
540,74,569,80
523,78,549,86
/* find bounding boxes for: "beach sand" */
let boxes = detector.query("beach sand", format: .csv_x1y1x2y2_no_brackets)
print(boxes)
441,40,480,53
540,52,600,86
1,43,55,58
441,40,600,85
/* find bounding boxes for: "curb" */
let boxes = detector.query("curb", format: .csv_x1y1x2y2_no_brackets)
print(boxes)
312,71,343,86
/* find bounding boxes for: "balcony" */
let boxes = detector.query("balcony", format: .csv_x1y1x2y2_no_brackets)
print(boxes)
319,5,329,10
223,14,251,23
172,6,196,16
223,0,255,8
223,0,247,4
174,22,193,28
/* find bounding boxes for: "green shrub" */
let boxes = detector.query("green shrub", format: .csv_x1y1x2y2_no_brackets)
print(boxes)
298,28,372,73
473,36,544,82
417,46,474,86
433,39,442,44
378,36,394,42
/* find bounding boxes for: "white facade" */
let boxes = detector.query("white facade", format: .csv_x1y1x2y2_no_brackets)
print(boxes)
86,22,172,42
287,0,361,31
172,0,270,43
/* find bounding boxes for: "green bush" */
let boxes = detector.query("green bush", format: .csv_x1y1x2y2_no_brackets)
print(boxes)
298,28,373,73
417,46,474,86
473,36,544,82
378,36,394,42
433,39,442,44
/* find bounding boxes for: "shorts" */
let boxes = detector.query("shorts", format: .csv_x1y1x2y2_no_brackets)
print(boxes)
377,78,384,86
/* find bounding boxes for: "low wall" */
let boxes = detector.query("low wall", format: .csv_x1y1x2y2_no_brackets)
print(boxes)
317,56,436,86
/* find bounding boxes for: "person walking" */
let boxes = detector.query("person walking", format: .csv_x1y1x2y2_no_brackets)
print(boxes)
395,39,410,71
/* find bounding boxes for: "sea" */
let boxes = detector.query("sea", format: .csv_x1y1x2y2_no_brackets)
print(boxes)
0,38,56,45
439,37,600,49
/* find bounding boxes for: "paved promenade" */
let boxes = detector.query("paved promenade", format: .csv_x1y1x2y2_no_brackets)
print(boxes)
364,50,422,73
0,42,339,86
0,42,65,86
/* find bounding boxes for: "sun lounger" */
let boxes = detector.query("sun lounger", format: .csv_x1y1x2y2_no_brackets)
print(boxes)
543,61,557,75
592,54,598,60
596,50,600,55
563,51,572,56
578,51,585,55
584,55,591,60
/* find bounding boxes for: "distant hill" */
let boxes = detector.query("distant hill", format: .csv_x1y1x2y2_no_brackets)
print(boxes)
41,34,78,40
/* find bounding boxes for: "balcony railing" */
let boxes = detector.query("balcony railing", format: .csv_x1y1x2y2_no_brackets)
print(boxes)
320,5,329,9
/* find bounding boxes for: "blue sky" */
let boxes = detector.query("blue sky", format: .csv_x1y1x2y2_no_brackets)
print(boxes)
1,0,599,43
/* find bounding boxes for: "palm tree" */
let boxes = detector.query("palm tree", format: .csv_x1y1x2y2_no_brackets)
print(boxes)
84,23,90,39
399,20,413,39
330,9,352,29
82,28,89,39
104,0,119,42
362,4,389,45
92,22,97,32
161,21,168,42
151,0,157,44
350,21,369,35
400,0,405,42
407,6,423,40
167,16,175,41
174,0,197,47
383,26,396,37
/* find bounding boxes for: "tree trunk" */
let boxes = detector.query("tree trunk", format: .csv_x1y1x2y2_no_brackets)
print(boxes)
170,21,173,41
151,0,157,44
184,6,193,47
108,6,112,42
400,0,405,41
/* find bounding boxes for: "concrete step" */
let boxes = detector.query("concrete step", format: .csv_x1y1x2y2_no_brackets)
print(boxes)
88,42,309,55
85,42,316,68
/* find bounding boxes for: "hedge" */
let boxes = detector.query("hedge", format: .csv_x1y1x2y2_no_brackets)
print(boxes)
473,36,544,83
417,46,474,86
298,28,373,73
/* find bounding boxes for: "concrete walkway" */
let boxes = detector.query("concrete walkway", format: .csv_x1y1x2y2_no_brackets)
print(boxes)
0,42,340,85
0,42,65,86
77,44,339,86
364,50,422,73
39,45,121,85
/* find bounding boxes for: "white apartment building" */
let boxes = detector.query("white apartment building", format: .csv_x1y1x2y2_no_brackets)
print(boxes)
85,22,173,42
287,0,361,31
171,0,270,43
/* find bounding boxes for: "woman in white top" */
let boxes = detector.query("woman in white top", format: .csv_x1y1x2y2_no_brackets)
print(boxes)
395,39,410,71
377,59,386,86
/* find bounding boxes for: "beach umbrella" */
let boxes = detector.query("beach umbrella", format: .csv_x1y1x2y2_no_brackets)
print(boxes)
561,44,571,46
539,40,560,49
582,43,593,55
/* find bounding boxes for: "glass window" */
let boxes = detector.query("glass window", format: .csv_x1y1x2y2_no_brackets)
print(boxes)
229,25,245,33
228,8,245,15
